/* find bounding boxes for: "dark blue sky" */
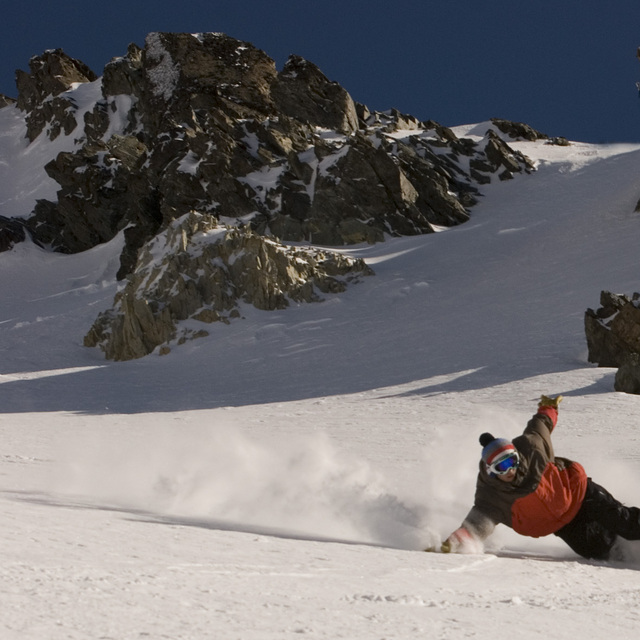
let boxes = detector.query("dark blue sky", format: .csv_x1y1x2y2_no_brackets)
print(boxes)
2,0,640,143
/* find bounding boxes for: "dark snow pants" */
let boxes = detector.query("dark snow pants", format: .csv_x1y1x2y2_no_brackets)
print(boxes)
554,478,640,560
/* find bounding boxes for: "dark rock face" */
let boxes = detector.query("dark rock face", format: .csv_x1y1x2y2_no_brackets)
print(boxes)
272,55,358,134
15,48,98,142
15,48,97,112
490,118,570,147
585,291,640,368
615,353,640,394
5,32,534,277
0,216,26,251
490,118,548,142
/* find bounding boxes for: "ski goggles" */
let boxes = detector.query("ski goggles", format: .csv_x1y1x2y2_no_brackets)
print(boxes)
488,451,520,476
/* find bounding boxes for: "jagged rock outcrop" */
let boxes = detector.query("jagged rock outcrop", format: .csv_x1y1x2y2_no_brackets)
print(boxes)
15,48,98,142
31,134,156,277
614,353,640,394
490,118,570,147
0,94,16,108
0,216,26,251
6,32,535,277
272,55,359,134
585,291,640,368
490,118,548,142
84,211,373,360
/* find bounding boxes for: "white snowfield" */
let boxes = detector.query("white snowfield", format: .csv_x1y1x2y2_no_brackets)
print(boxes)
2,116,640,638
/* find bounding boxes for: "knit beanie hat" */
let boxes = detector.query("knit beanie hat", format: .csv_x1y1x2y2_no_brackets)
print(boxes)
479,432,516,467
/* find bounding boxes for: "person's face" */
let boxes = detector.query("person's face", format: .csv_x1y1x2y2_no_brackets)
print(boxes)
497,467,517,483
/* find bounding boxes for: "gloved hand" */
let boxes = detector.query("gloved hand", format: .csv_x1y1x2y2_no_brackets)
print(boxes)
538,394,563,409
440,527,473,553
440,538,454,553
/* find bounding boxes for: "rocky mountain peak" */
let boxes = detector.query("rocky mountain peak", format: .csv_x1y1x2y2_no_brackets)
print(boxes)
1,32,543,359
273,54,358,134
140,32,279,120
15,48,97,111
15,48,98,141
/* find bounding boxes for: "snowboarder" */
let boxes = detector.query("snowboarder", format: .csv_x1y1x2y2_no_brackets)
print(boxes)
438,395,640,560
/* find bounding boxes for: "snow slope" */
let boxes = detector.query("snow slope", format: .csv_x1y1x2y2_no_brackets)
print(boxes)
2,124,640,638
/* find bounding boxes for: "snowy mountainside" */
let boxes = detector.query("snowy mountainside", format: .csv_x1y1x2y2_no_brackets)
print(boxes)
1,34,537,275
1,34,551,361
2,131,640,638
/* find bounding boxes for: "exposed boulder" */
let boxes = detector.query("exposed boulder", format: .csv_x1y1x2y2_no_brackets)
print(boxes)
547,136,570,147
585,291,640,368
490,118,548,142
614,353,640,394
84,211,373,360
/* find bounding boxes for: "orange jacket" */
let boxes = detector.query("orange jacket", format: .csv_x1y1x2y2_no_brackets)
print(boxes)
463,408,588,540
